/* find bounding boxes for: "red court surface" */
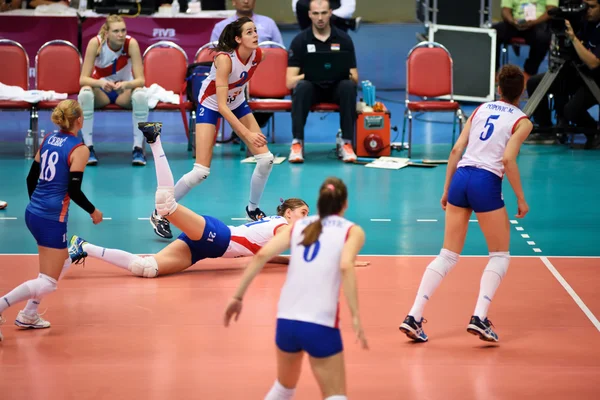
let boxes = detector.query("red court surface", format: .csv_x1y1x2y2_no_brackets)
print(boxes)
0,255,598,399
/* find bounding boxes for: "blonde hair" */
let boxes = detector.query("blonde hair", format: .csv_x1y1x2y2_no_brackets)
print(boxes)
51,100,82,132
97,15,125,56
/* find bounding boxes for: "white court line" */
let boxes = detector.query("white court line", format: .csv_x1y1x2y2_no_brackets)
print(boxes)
417,219,437,222
138,218,150,220
540,256,600,332
533,248,542,253
510,220,518,224
521,234,530,238
515,227,524,231
527,241,536,245
104,217,112,220
370,219,391,222
469,219,478,223
231,218,247,221
0,217,17,220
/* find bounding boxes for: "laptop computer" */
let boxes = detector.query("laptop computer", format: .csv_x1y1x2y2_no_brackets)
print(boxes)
303,51,352,83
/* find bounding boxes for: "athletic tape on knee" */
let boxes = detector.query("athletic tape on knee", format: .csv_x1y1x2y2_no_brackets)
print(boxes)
155,186,178,217
131,89,149,118
25,273,57,299
129,256,159,278
254,151,274,176
182,164,210,188
427,248,459,278
485,252,510,279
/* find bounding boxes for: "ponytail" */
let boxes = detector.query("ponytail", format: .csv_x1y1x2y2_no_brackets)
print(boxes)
300,177,348,246
51,100,82,132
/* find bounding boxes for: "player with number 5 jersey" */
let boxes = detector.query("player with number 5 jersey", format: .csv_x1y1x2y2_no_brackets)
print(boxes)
147,16,275,241
399,65,533,344
0,100,102,342
225,177,369,400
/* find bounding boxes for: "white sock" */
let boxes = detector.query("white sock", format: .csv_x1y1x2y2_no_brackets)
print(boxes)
23,299,40,316
0,282,32,314
83,243,139,271
473,252,509,319
131,89,149,149
325,396,347,400
248,152,273,211
408,249,459,321
264,380,295,400
148,137,175,187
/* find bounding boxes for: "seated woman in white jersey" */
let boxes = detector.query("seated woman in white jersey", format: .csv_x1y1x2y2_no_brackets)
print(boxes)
68,122,308,278
79,15,149,167
225,177,369,400
148,16,274,240
399,65,533,344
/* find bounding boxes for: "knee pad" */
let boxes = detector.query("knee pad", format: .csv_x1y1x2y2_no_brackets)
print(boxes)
182,164,210,189
25,273,57,299
427,248,459,278
485,252,510,279
78,88,95,117
131,89,149,117
129,256,159,278
254,151,274,176
156,186,178,217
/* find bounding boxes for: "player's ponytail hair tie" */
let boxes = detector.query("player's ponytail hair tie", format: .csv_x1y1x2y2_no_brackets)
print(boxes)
279,197,284,204
326,184,335,191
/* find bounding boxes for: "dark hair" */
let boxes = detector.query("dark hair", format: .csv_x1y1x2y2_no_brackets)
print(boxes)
310,0,332,10
277,198,309,216
301,177,347,246
214,17,253,53
498,64,524,103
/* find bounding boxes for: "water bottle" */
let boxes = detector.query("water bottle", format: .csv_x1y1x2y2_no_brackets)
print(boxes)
171,0,180,15
25,130,34,159
39,129,46,148
78,0,87,13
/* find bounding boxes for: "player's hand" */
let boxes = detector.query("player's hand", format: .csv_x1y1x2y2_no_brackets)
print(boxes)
91,209,103,224
113,81,128,93
565,20,576,41
516,198,529,218
440,191,448,211
352,316,368,350
99,80,116,92
224,298,243,327
355,261,370,267
246,131,267,148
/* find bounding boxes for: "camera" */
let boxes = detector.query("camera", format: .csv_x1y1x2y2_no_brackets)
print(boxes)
548,0,587,64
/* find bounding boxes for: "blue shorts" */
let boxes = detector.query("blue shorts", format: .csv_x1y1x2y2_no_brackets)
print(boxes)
447,166,504,213
100,88,119,104
275,318,343,358
177,215,231,265
196,100,251,125
25,209,67,249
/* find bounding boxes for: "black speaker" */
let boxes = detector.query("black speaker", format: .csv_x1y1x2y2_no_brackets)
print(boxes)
416,0,491,28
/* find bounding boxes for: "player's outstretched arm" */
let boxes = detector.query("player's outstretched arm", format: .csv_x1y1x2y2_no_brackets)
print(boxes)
503,118,533,218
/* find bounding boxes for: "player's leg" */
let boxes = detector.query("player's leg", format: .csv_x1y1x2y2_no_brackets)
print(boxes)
467,169,510,342
265,319,305,400
237,104,274,221
400,168,472,342
78,86,110,165
116,88,149,165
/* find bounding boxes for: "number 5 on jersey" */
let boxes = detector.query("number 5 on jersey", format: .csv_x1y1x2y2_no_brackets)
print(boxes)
480,114,500,141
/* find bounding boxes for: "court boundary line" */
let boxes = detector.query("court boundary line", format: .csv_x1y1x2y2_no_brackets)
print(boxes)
540,256,600,332
0,254,598,258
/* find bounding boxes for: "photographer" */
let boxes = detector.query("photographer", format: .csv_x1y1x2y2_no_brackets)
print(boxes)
527,0,600,148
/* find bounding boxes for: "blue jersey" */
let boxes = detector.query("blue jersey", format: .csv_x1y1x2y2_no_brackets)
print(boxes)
26,132,83,223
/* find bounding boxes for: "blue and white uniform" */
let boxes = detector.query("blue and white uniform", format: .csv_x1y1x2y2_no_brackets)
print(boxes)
26,132,84,249
448,101,529,213
275,215,354,358
177,215,287,265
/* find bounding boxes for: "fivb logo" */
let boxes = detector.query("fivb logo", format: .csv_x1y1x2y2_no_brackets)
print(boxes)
151,28,178,41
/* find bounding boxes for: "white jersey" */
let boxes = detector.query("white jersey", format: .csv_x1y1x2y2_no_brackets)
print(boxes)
277,215,355,328
223,215,288,258
91,35,133,82
458,101,528,177
198,47,262,112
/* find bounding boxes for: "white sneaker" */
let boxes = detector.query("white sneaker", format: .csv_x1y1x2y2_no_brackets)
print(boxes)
288,142,304,163
339,142,357,163
15,310,51,329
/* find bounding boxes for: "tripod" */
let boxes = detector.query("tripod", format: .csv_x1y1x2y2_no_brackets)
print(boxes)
523,56,600,136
